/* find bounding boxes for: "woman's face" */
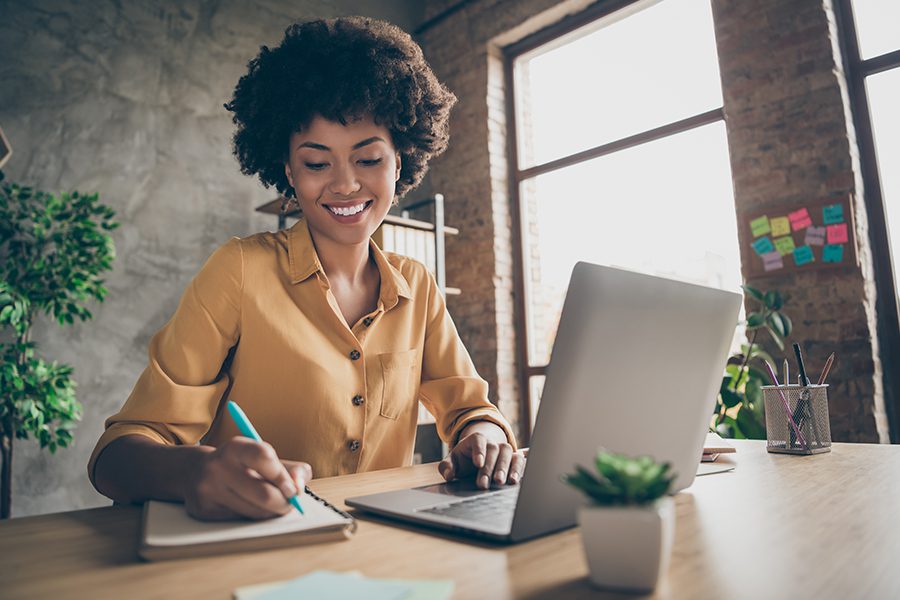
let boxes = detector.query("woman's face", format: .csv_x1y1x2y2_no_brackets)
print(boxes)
284,115,401,248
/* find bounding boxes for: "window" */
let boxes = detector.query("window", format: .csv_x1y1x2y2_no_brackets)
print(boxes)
505,0,740,438
837,0,900,441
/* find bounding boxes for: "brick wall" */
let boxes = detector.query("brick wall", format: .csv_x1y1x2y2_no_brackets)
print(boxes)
420,0,889,443
713,0,888,442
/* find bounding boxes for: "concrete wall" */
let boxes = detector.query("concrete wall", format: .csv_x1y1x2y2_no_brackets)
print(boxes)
0,0,423,517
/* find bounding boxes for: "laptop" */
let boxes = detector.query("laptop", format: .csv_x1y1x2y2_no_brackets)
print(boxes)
346,262,742,543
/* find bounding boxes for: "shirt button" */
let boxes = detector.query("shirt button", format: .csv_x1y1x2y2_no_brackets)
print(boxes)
352,394,364,406
348,440,361,452
363,317,373,327
349,349,361,360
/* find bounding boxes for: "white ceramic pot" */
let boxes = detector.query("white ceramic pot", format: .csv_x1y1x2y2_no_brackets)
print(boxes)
578,496,675,592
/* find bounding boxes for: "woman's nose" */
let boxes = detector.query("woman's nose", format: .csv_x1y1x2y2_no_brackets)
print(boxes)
328,164,361,196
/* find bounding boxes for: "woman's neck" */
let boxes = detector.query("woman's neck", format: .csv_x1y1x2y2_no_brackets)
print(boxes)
308,229,374,284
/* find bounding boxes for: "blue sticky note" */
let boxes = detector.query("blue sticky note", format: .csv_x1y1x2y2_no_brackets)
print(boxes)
752,236,775,256
793,245,815,266
823,244,844,263
823,203,844,225
251,571,411,600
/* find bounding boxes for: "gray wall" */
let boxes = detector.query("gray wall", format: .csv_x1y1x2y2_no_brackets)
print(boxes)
0,0,425,517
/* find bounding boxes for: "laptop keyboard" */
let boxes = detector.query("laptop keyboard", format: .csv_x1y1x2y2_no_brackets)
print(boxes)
418,489,518,528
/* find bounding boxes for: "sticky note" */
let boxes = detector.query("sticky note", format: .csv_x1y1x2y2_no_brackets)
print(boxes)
794,245,815,266
789,208,813,231
805,225,826,246
827,223,849,244
774,235,796,256
771,216,791,237
750,216,771,237
823,244,844,263
823,203,844,225
752,236,775,255
762,251,784,272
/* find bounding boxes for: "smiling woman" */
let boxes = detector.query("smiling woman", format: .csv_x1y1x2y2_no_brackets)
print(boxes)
87,16,525,522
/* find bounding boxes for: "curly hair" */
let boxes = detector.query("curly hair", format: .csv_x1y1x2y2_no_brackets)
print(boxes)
224,16,457,200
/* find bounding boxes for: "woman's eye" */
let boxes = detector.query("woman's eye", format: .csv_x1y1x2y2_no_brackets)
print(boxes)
304,163,327,171
359,158,383,166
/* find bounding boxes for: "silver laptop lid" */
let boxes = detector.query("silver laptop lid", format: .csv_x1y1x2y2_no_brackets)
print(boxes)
510,262,741,541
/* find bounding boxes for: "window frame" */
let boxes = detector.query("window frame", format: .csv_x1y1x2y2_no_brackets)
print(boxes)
502,0,727,443
835,0,900,442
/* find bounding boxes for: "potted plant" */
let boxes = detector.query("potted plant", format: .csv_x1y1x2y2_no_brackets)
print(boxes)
714,285,792,439
563,450,676,592
0,170,118,518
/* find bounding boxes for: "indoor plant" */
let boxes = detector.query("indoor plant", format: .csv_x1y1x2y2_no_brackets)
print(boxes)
0,170,118,518
714,285,792,439
564,450,676,592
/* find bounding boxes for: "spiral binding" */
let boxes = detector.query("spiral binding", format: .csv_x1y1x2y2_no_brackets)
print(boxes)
305,486,358,534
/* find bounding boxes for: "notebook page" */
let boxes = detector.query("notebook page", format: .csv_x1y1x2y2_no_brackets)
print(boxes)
145,492,348,547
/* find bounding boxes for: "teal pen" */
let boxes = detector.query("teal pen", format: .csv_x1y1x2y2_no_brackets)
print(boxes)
226,400,304,515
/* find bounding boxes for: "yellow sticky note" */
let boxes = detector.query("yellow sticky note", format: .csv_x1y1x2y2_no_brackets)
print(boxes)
771,217,790,237
774,235,796,256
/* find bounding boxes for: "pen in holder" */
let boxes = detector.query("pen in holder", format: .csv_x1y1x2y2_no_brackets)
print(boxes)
762,384,831,454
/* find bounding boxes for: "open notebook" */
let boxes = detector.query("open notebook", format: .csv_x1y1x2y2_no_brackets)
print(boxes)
139,488,355,561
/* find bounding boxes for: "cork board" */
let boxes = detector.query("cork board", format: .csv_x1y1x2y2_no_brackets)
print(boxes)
740,195,857,278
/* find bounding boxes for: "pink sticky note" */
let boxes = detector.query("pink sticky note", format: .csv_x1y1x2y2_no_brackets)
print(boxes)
827,223,849,244
789,208,813,231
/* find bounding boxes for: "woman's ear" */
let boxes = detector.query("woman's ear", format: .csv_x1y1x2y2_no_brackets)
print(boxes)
284,162,295,189
394,152,402,182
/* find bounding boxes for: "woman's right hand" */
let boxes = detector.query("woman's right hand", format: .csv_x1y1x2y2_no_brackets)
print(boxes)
183,437,313,521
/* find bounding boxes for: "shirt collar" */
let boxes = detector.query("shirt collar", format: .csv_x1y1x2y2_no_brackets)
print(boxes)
288,218,412,308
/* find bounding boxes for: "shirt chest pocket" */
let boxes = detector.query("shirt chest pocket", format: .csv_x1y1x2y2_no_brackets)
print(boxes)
378,349,419,420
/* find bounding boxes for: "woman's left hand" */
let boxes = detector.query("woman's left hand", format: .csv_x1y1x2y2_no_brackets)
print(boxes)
439,423,526,490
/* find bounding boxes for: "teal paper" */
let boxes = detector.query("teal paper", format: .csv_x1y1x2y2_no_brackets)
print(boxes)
752,236,775,256
793,245,814,266
252,571,411,600
823,244,844,263
823,203,844,225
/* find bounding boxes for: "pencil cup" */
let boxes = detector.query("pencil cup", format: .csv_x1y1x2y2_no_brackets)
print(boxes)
762,384,831,455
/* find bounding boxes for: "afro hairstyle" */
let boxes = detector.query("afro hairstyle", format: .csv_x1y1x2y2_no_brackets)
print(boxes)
224,16,457,200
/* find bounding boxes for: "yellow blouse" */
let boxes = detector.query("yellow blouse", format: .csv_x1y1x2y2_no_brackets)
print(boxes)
88,219,515,485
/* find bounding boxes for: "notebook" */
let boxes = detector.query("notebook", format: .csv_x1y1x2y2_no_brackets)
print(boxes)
139,488,355,561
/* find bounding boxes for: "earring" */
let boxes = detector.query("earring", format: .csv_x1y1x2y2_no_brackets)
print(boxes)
280,194,300,215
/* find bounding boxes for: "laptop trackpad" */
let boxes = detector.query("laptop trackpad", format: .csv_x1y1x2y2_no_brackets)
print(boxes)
414,478,510,497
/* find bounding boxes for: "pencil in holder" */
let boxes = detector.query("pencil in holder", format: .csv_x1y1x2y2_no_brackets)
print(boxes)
762,384,831,454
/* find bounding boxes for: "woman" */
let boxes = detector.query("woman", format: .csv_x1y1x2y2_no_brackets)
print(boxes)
89,16,524,521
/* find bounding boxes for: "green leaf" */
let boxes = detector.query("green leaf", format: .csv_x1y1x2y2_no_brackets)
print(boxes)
736,407,767,440
720,387,742,408
746,312,765,328
767,312,787,338
764,290,783,310
745,378,763,407
742,285,764,302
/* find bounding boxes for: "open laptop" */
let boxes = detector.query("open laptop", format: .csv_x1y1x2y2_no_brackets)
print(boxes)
346,262,742,543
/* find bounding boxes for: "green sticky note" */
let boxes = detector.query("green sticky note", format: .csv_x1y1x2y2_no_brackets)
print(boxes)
752,236,775,255
794,245,814,266
750,215,771,237
774,235,796,256
771,216,791,237
823,203,844,225
823,244,844,263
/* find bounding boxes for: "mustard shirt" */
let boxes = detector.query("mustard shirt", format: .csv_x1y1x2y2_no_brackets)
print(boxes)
88,219,516,485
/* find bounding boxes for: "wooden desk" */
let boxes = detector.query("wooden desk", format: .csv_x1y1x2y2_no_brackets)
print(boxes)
2,441,899,599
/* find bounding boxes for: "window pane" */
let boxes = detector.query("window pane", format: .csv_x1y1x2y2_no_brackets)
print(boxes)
514,0,722,169
866,67,900,297
520,121,741,366
851,0,900,60
528,375,545,432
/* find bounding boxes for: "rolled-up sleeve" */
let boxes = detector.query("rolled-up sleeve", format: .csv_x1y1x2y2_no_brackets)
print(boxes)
417,272,517,449
87,238,243,485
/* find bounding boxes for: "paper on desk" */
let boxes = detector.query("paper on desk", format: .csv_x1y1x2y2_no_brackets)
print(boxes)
233,571,454,600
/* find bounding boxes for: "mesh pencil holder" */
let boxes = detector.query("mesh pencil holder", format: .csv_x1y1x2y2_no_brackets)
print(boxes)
762,384,831,455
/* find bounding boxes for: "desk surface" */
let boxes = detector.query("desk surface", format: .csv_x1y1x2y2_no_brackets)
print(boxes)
2,440,899,599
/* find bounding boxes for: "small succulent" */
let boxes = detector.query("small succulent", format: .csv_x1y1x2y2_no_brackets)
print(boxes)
563,450,675,506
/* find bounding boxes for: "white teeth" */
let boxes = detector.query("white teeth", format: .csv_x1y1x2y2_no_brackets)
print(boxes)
328,202,367,216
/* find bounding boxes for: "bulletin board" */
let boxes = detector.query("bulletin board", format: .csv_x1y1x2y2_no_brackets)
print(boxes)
741,195,857,278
